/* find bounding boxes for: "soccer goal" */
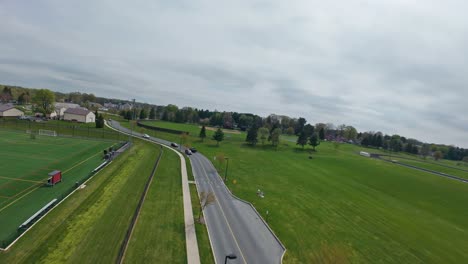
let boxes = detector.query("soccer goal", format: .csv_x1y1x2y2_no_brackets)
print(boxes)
39,129,57,137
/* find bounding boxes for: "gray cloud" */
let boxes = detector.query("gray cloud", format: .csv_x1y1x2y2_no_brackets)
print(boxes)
0,0,467,147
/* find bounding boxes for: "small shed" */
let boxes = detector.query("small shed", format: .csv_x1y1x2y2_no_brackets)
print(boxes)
48,170,62,186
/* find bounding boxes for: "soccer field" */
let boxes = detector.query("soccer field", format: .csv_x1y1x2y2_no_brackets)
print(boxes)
0,130,116,246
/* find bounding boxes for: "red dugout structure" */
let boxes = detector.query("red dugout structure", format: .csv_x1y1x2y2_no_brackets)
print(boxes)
47,170,62,186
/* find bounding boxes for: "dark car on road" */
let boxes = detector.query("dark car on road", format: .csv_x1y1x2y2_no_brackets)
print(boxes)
190,147,197,153
171,142,178,147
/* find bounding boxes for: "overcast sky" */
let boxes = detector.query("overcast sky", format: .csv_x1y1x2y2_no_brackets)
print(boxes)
1,0,467,147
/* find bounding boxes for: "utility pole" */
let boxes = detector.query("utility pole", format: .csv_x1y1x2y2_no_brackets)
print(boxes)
130,99,135,143
224,157,229,181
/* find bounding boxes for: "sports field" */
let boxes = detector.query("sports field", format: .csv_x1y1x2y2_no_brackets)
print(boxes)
137,121,468,263
0,130,115,246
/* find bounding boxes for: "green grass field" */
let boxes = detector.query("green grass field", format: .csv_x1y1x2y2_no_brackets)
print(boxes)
0,130,115,245
0,136,191,263
124,149,186,263
137,121,468,263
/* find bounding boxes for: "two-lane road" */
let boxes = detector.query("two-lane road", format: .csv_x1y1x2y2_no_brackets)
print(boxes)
108,121,285,264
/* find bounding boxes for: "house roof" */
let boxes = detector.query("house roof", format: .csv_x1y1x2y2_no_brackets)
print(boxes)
0,104,15,112
64,108,92,116
55,102,80,109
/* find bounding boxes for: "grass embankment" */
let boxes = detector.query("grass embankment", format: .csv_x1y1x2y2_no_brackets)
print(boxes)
124,149,186,263
136,120,468,263
0,140,160,263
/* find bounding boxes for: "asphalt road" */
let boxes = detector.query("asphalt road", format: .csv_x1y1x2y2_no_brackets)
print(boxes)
108,121,285,264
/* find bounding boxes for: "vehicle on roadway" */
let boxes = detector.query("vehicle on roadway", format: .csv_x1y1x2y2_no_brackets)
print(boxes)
185,149,192,155
189,147,197,153
142,134,150,139
171,142,178,147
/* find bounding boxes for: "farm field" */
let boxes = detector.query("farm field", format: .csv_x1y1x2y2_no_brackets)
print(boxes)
138,121,468,263
0,140,170,263
0,130,115,246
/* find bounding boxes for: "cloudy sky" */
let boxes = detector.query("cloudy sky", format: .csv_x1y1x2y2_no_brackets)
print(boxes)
1,0,467,147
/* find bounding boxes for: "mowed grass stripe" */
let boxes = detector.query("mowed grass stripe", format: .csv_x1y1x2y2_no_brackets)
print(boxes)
123,149,186,263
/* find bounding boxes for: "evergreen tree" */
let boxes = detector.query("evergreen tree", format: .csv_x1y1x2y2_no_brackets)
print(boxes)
246,124,259,146
139,108,147,119
199,126,207,142
309,132,321,151
296,131,308,149
212,128,224,146
96,114,104,128
125,110,132,120
319,127,325,140
149,107,156,119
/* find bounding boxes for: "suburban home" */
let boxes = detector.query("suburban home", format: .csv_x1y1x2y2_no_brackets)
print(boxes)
0,104,24,117
63,108,95,123
54,102,81,119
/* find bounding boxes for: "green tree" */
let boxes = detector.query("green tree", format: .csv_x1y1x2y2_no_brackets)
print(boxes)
33,89,55,114
212,128,224,146
139,108,147,119
199,126,207,142
258,127,269,146
296,131,308,149
309,132,321,151
125,110,133,120
286,127,295,135
271,128,281,149
420,144,431,159
17,92,31,105
303,124,315,138
434,151,443,161
295,117,307,135
95,114,104,128
344,126,357,141
245,124,259,146
319,127,325,140
149,107,156,119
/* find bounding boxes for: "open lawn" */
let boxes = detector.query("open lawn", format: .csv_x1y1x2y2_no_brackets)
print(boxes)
0,130,115,246
0,140,165,263
138,121,468,263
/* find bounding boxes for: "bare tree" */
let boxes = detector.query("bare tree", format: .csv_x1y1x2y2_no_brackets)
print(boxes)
198,191,216,222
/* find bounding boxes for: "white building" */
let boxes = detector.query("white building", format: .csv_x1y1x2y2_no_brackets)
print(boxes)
63,108,95,123
54,102,81,119
0,104,24,117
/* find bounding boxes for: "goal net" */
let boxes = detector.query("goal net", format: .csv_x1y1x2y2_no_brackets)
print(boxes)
39,129,57,137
